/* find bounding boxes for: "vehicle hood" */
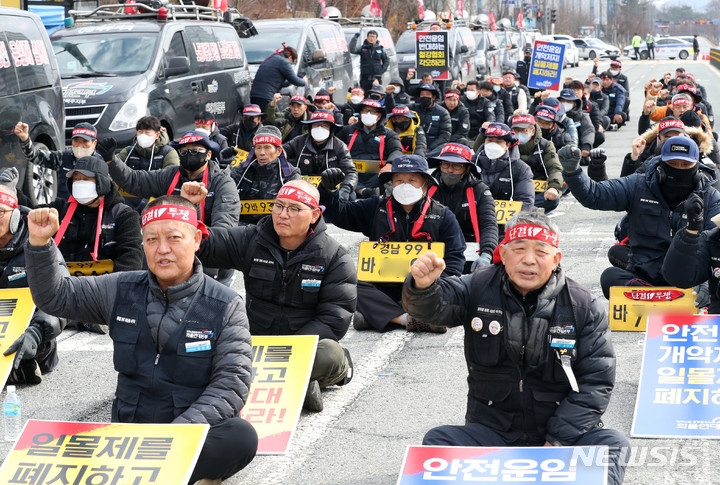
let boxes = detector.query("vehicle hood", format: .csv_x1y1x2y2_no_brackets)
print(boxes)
61,74,148,105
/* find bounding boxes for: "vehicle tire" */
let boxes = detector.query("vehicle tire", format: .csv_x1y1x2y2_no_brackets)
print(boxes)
589,50,596,59
679,50,689,60
640,51,649,60
23,142,56,206
574,60,579,67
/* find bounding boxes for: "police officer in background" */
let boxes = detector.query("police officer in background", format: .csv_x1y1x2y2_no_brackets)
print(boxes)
15,122,103,201
349,29,389,94
403,211,629,485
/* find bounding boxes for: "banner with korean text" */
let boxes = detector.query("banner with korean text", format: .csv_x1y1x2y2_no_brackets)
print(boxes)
0,288,36,388
633,315,720,438
0,420,207,484
415,31,450,80
397,445,607,484
527,40,565,91
240,335,318,454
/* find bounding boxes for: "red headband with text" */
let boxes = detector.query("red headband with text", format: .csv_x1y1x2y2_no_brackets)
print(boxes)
253,135,283,147
0,193,18,209
492,223,559,264
315,94,331,101
141,205,209,238
511,115,536,126
671,96,692,107
72,128,97,139
276,186,319,210
445,92,460,99
658,119,686,133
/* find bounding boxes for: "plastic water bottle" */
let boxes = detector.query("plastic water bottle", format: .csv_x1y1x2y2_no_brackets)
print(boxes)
4,386,22,442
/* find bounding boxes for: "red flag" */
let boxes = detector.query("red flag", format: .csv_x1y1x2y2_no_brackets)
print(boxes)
369,0,381,17
488,12,497,30
457,0,464,16
318,0,326,17
417,0,425,19
517,10,524,28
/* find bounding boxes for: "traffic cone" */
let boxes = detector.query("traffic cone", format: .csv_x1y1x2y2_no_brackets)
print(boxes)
703,53,710,60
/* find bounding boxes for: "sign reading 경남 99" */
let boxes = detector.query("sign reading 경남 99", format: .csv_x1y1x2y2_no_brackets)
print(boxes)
415,31,450,80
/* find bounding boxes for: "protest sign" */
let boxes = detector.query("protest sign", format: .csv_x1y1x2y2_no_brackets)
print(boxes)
527,40,565,91
608,287,696,331
415,31,449,80
0,288,35,388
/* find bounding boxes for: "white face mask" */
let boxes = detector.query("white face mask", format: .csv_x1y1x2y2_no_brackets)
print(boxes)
561,102,575,112
311,126,330,142
609,69,619,76
136,133,155,149
393,85,401,94
465,90,478,101
516,132,532,144
195,127,210,136
484,142,506,160
72,146,94,159
351,95,364,104
72,180,98,205
361,112,378,127
392,182,424,205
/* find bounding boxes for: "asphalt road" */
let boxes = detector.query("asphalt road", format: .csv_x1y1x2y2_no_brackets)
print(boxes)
1,57,719,485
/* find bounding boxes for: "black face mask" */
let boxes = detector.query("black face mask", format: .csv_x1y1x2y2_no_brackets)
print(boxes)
243,119,258,131
524,55,531,63
394,120,411,132
370,94,383,101
659,161,699,207
541,127,554,139
420,97,432,108
180,152,208,173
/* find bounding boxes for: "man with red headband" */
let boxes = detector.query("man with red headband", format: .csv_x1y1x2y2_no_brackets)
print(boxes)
440,88,470,150
23,196,258,485
402,211,629,485
190,179,356,412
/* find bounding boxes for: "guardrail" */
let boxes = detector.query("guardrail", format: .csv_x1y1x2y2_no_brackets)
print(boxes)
711,48,720,70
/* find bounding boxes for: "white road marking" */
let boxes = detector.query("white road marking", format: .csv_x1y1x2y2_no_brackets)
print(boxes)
242,330,415,484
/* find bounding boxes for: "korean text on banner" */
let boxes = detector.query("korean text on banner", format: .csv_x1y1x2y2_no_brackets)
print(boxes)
397,445,608,484
0,419,208,484
632,315,720,438
609,286,697,331
415,31,450,81
240,335,318,454
357,241,445,283
527,40,565,91
0,288,35,389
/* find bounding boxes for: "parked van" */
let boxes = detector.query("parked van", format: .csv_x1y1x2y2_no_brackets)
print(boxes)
241,18,353,106
50,4,254,148
0,7,64,205
333,17,399,88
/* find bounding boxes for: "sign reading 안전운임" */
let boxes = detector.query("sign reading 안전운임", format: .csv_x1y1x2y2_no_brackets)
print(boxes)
527,40,566,91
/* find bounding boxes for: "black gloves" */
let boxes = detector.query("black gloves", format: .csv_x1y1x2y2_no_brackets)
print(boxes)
4,323,42,369
589,148,607,164
220,146,237,163
321,168,345,191
96,137,117,162
0,167,19,190
558,146,582,173
684,193,704,232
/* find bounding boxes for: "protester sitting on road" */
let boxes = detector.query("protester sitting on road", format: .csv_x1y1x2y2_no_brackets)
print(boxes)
532,106,575,154
388,76,411,106
266,94,312,143
587,77,610,130
599,71,628,131
440,88,471,150
428,143,498,274
318,155,466,333
312,88,344,125
0,169,66,385
533,97,578,147
559,88,595,162
188,179,356,413
461,80,497,140
250,43,305,113
490,77,513,124
102,130,240,286
411,83,453,153
644,84,710,132
24,196,259,484
507,114,562,213
195,111,228,153
560,137,720,299
117,116,179,171
402,211,629,485
283,110,356,200
231,126,301,225
478,81,506,127
367,84,395,111
337,99,403,199
15,121,103,201
567,79,606,148
385,105,427,158
46,155,142,334
220,104,265,159
502,68,529,113
471,123,534,225
338,87,366,125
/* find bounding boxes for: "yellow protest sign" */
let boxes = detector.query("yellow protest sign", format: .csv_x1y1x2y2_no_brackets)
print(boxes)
357,241,445,283
494,200,522,225
354,160,382,173
0,288,35,388
116,186,137,199
241,199,275,215
240,335,318,454
533,180,548,193
609,286,697,331
232,149,250,168
302,175,322,187
0,419,208,484
66,260,114,277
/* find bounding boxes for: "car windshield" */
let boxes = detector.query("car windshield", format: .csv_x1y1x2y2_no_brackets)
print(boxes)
473,32,485,50
395,32,416,53
53,33,157,77
344,31,358,46
242,27,302,64
492,32,507,48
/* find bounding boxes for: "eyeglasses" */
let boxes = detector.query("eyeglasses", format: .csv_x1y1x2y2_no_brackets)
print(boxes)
440,161,467,173
272,202,312,218
0,209,12,218
178,148,207,156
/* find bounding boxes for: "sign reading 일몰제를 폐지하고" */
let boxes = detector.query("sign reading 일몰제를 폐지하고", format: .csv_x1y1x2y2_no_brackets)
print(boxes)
527,40,566,91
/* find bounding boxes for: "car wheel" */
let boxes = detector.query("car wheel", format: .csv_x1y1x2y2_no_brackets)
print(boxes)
679,50,689,60
640,51,649,60
589,50,596,59
23,142,56,206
